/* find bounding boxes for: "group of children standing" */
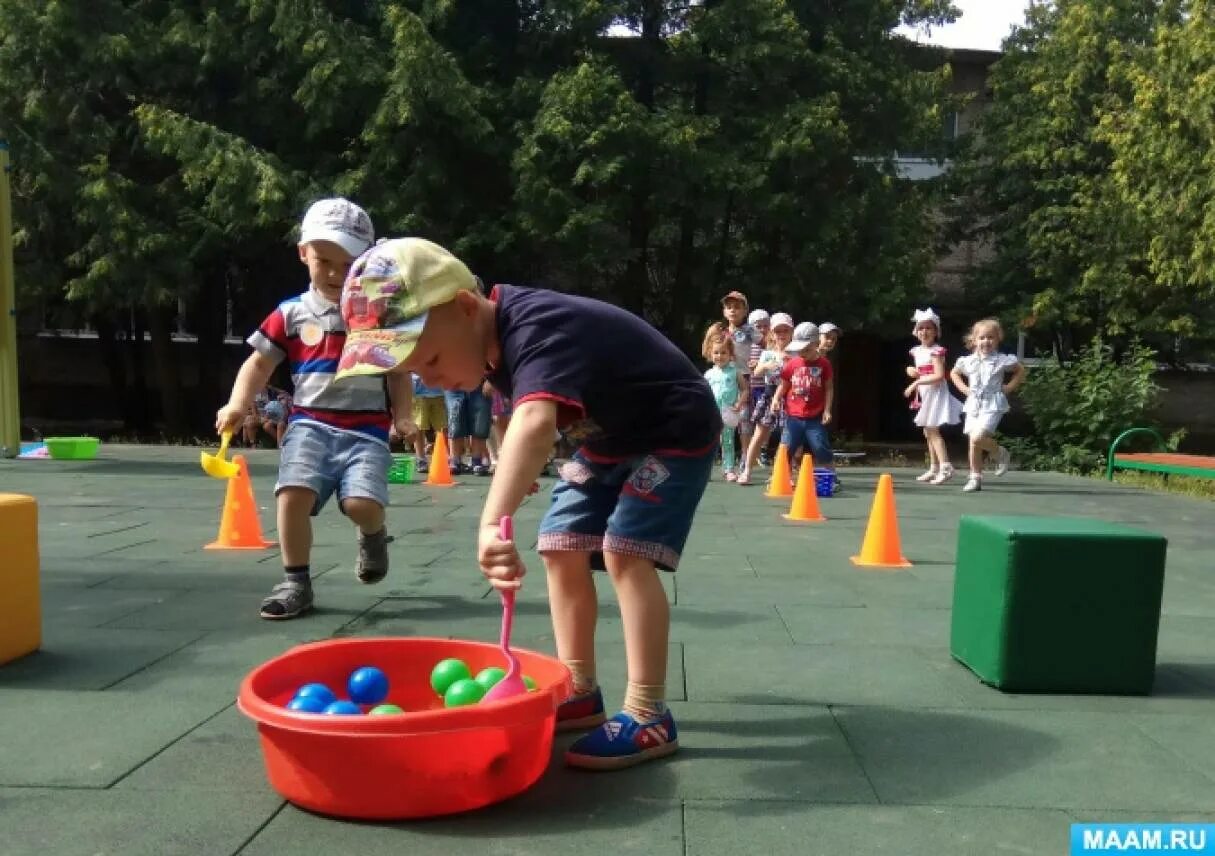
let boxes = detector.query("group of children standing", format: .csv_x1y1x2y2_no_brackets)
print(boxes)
702,298,1027,495
702,291,840,486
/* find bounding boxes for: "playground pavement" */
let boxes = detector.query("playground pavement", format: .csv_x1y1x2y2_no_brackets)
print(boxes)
2,445,1215,855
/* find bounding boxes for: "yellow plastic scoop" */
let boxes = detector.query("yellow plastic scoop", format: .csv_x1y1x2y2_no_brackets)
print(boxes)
201,430,240,479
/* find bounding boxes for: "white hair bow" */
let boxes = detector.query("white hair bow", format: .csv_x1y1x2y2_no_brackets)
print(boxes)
912,308,940,325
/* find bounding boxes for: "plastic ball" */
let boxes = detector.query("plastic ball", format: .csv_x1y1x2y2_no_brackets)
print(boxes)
474,667,506,690
444,678,486,708
523,675,537,691
430,658,472,696
347,666,389,706
286,695,328,713
293,683,336,707
369,704,405,715
324,700,363,715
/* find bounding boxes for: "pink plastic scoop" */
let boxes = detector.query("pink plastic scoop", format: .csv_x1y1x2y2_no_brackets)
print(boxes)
481,515,529,703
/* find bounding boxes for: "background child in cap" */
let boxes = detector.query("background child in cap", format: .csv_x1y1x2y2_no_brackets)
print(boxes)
705,292,761,447
215,198,415,620
770,321,834,476
336,237,720,771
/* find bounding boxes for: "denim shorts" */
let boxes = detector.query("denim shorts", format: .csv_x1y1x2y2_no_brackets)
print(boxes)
537,447,713,572
444,390,491,440
782,415,833,467
276,420,392,515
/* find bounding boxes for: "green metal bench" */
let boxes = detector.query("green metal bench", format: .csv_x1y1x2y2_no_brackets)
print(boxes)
1105,427,1215,481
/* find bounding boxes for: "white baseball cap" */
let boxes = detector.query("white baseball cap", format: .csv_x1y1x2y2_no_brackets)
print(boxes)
785,321,820,353
819,322,841,336
300,197,374,259
748,309,770,325
769,312,794,330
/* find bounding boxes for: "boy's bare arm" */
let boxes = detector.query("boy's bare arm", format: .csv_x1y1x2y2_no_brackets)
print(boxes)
216,352,277,433
385,369,417,436
481,400,557,530
478,399,558,590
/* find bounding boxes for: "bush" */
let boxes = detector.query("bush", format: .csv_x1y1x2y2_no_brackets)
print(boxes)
1005,337,1179,473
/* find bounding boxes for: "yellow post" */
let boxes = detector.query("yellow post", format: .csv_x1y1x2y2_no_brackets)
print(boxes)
0,141,19,458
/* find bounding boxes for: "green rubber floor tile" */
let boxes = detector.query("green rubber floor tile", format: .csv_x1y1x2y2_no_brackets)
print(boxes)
843,573,956,608
652,702,875,802
0,690,231,787
106,629,333,696
101,588,381,633
39,585,173,628
1131,713,1215,785
0,788,283,856
241,794,683,855
1155,615,1215,659
834,706,1215,810
116,706,270,792
674,572,863,608
685,642,967,707
92,563,323,593
340,594,555,644
0,626,202,691
775,604,951,648
684,802,1074,856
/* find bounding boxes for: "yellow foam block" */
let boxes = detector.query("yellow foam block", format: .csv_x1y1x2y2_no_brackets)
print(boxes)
0,493,40,665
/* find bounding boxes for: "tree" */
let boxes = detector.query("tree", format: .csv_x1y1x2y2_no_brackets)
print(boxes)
514,0,961,347
3,0,965,434
946,0,1162,352
1102,0,1215,347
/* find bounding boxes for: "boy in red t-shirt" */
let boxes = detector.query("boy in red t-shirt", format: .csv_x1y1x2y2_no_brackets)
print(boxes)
770,321,834,471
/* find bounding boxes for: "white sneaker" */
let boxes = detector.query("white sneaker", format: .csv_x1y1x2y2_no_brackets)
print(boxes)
929,464,955,485
916,469,938,482
994,446,1012,477
962,475,982,492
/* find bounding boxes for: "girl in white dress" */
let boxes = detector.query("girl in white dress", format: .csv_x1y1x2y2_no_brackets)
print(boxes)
904,308,963,484
949,318,1027,493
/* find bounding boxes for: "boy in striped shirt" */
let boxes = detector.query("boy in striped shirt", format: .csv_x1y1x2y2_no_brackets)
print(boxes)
215,199,415,619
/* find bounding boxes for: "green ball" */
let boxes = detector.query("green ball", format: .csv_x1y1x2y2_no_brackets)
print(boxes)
444,678,486,708
369,704,404,715
430,658,471,696
474,667,507,690
523,675,537,691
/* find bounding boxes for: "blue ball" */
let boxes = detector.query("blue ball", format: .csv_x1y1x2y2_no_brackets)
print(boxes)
286,695,328,714
294,683,337,707
324,700,363,715
347,666,389,706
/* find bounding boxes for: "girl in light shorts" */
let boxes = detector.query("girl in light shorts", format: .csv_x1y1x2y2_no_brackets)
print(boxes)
949,318,1026,493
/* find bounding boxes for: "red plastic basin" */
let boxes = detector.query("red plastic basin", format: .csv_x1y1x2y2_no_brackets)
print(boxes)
237,637,572,820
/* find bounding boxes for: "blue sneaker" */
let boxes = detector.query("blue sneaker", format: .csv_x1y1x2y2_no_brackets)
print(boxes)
564,709,679,771
556,686,606,733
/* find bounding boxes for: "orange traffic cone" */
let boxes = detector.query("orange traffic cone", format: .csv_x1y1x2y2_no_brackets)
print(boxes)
204,455,276,551
850,473,911,568
783,456,826,522
765,444,794,498
426,430,457,487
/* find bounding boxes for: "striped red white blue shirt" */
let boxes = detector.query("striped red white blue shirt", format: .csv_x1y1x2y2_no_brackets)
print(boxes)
247,288,391,444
